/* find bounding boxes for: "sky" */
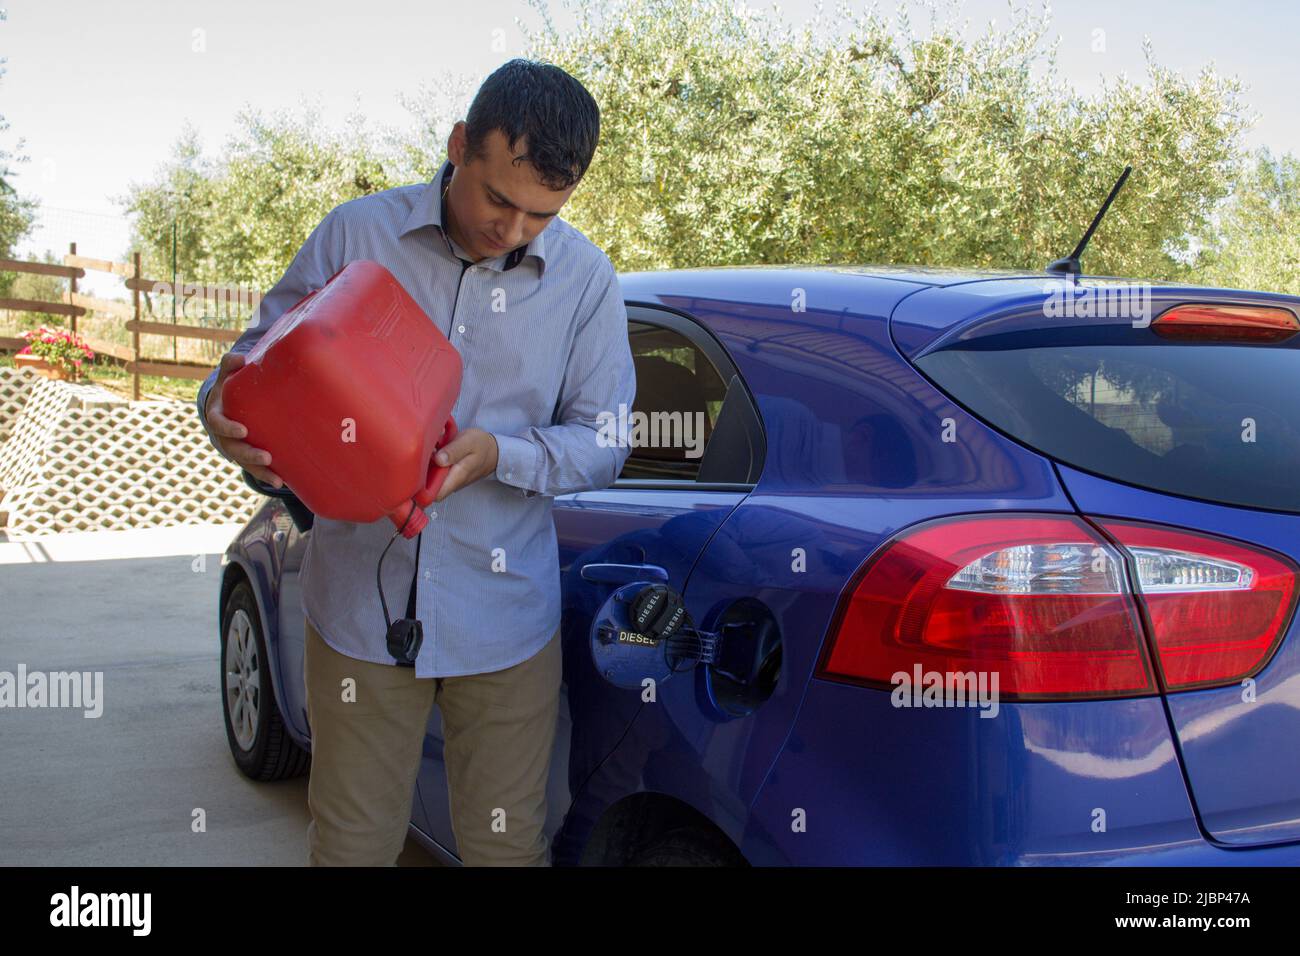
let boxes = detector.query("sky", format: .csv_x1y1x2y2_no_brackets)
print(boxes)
4,0,1298,288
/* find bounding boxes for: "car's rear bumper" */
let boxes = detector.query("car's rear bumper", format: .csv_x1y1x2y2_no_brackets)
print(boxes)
744,679,1299,866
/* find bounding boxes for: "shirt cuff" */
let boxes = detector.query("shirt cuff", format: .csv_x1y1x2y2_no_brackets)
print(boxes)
492,432,540,499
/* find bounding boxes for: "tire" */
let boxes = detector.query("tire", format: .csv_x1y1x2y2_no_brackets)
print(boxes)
626,826,747,867
220,579,311,781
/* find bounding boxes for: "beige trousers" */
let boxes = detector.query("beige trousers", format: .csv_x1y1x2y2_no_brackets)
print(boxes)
302,615,562,866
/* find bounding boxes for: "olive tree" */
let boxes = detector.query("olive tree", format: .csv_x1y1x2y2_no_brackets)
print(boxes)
520,0,1249,279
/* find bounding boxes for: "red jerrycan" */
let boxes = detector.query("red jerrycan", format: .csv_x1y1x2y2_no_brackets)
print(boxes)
221,259,462,538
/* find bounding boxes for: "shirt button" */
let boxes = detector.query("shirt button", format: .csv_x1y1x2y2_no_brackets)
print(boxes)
429,510,437,519
457,324,466,334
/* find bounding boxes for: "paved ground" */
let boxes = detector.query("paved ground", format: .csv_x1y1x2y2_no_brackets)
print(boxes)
0,524,434,866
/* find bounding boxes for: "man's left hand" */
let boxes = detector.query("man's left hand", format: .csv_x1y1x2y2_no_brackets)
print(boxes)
432,427,499,502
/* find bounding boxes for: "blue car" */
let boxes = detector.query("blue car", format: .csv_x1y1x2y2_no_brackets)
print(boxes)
217,264,1300,865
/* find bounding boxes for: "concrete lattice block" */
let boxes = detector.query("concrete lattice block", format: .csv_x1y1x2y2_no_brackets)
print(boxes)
0,376,262,537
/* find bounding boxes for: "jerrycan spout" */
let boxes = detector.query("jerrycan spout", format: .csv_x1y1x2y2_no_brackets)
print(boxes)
388,414,458,537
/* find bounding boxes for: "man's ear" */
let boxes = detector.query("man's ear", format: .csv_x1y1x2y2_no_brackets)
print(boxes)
447,121,467,166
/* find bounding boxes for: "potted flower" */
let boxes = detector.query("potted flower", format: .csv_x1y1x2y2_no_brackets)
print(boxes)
15,326,95,381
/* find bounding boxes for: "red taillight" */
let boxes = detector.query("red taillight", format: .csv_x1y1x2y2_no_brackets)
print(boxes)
818,514,1300,700
1152,304,1300,342
817,515,1155,700
1095,520,1299,690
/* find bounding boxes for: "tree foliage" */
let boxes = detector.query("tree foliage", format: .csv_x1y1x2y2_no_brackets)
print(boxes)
524,0,1249,278
0,6,37,298
119,104,398,291
1200,149,1300,295
120,0,1295,297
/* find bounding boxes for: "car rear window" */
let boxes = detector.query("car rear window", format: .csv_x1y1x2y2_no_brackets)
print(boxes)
916,341,1300,513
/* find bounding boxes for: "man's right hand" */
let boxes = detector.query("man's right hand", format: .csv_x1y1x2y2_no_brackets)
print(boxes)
206,352,284,489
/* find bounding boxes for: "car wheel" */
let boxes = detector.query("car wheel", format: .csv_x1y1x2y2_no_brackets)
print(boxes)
221,579,311,781
626,826,747,867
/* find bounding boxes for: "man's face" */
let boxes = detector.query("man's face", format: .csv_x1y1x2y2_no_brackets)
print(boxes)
444,123,577,262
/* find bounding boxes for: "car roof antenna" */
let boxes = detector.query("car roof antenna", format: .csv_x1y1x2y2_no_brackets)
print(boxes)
1045,165,1132,280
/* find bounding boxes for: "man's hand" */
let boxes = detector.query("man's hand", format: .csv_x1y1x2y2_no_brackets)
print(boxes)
432,427,499,502
205,353,284,489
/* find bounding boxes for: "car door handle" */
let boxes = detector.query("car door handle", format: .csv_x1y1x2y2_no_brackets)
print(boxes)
579,562,670,585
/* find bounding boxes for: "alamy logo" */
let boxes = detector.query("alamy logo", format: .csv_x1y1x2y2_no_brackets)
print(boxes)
150,276,262,320
0,665,103,718
891,664,1000,719
50,886,151,935
595,403,707,459
1042,281,1153,327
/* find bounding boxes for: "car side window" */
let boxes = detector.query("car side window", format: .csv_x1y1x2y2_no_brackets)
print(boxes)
617,317,763,485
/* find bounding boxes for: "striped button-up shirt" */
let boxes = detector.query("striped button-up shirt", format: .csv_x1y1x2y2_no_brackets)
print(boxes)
197,158,635,676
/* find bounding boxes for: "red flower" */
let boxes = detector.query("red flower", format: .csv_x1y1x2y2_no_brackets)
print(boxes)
16,325,94,372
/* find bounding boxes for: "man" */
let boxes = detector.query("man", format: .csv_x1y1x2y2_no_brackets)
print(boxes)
195,59,636,866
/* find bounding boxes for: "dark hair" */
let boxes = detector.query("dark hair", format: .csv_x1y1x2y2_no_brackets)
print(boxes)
463,58,600,190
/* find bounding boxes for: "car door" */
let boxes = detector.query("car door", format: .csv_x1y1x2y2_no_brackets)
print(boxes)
416,304,765,860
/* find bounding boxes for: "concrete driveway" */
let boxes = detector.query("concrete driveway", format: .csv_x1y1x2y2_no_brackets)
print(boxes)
0,524,433,866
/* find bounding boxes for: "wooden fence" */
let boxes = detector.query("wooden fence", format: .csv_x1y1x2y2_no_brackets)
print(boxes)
0,244,257,400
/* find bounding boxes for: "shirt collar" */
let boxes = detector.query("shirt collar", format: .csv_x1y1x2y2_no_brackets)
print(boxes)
399,158,548,276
